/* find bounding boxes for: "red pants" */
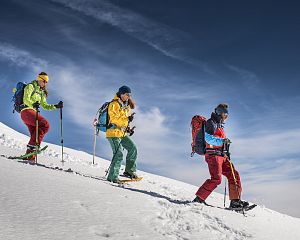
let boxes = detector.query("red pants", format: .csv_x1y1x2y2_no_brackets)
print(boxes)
21,109,50,146
196,155,242,200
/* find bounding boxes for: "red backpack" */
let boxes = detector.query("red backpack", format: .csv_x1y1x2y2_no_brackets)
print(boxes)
191,115,207,156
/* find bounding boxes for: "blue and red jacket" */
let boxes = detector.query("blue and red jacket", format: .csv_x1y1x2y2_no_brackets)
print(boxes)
204,112,226,154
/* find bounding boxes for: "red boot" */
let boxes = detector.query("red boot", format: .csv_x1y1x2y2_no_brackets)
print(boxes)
23,145,36,162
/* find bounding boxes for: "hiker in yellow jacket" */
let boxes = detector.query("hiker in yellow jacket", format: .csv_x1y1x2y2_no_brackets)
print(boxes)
106,86,138,183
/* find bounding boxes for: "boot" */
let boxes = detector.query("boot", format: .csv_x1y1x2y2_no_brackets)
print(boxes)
107,178,122,184
123,171,139,179
193,196,208,205
23,145,37,162
229,199,249,209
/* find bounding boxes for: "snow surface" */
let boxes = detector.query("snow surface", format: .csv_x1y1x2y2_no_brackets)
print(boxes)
0,122,300,240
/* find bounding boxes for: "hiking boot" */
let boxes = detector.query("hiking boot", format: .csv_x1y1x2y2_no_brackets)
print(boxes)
123,171,139,179
193,196,207,205
229,199,249,209
23,145,36,162
240,200,249,208
107,178,122,184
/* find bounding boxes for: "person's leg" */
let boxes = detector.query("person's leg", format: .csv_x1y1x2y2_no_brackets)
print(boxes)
20,110,38,160
37,114,50,145
196,155,223,200
222,158,242,200
121,136,137,175
21,110,37,146
107,137,123,181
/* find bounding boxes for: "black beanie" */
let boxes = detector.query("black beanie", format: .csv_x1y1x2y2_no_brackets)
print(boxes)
118,86,131,95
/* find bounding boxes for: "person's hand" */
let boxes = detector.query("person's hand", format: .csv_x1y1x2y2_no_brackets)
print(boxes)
54,101,64,109
32,101,40,109
93,118,98,127
223,138,232,145
128,113,135,123
126,126,136,136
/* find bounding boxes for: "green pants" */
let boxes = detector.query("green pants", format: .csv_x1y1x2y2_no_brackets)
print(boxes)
107,136,137,181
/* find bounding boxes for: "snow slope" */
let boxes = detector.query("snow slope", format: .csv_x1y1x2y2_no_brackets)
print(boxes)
0,122,300,240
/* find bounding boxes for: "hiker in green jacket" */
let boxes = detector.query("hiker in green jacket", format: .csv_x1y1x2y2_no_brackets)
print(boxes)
20,72,63,161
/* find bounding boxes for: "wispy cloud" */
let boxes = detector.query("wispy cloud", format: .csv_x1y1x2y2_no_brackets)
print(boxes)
231,129,300,159
226,64,260,89
50,0,209,70
0,42,48,71
236,157,300,218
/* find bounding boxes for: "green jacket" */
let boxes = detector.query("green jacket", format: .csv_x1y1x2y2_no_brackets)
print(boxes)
22,81,56,112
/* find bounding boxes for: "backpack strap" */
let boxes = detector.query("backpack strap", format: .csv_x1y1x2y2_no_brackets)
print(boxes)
19,82,38,111
29,81,37,98
106,99,123,130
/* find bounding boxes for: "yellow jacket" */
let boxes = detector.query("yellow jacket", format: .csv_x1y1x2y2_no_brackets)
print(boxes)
106,95,131,138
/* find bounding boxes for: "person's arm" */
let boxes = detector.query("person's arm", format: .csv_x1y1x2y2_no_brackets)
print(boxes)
40,93,56,111
205,120,225,146
205,132,224,146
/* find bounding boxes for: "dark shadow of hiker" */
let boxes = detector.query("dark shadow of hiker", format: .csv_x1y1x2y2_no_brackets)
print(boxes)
116,185,191,205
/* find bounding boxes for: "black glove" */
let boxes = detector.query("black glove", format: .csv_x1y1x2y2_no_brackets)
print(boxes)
128,113,135,123
223,138,232,145
54,101,64,109
126,126,136,136
32,101,40,110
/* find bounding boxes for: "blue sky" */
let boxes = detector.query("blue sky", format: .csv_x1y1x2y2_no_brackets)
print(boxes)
1,0,300,217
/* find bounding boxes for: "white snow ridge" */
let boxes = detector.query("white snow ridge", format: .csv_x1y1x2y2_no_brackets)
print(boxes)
0,121,299,240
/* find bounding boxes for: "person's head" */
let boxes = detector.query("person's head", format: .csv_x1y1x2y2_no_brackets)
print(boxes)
37,72,49,88
214,103,229,122
117,85,131,102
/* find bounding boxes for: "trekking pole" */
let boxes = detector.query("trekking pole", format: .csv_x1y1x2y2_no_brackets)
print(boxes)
226,143,241,200
222,140,227,207
224,179,227,207
60,107,64,164
35,102,40,164
92,127,99,165
226,142,246,215
92,109,101,165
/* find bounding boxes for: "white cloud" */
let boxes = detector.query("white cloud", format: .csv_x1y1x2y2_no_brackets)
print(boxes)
0,42,48,71
230,129,300,159
243,177,300,218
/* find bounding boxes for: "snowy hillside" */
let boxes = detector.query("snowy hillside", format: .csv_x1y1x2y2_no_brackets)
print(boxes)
0,122,300,240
